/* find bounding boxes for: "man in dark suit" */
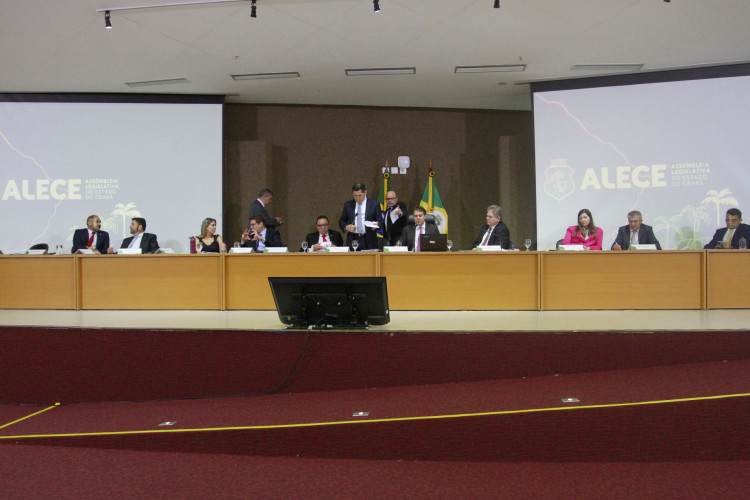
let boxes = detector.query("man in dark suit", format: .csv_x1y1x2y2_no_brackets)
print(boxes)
704,208,750,249
611,210,662,250
241,215,283,251
301,215,344,252
383,190,407,246
120,217,160,254
339,183,384,251
398,206,440,251
472,205,511,249
248,188,282,229
71,214,113,254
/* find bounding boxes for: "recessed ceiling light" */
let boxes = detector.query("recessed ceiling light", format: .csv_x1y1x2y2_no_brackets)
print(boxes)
454,65,526,73
125,78,189,87
571,64,643,72
231,72,301,81
345,67,416,76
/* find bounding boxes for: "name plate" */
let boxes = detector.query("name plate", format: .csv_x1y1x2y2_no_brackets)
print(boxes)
325,246,350,253
383,246,408,252
157,248,175,254
117,248,142,255
476,245,503,252
630,244,657,250
263,247,288,253
229,247,253,253
75,249,95,255
559,244,585,251
27,249,47,255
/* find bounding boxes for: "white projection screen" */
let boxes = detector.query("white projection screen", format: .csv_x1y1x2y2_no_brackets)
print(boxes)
533,65,750,251
0,95,223,254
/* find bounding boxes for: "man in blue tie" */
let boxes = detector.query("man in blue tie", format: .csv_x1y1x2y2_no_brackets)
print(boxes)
120,217,160,254
339,183,384,251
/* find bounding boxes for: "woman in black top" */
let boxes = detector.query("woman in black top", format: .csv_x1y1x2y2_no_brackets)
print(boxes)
196,218,224,253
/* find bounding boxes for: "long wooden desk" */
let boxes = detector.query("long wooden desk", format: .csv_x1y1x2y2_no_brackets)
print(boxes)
1,250,747,311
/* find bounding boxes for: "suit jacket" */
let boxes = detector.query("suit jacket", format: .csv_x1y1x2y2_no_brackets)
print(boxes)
612,224,661,250
704,223,750,249
383,202,408,246
339,197,384,250
248,199,280,228
241,227,283,251
397,222,440,251
71,228,110,254
120,233,160,254
472,222,511,249
301,230,344,251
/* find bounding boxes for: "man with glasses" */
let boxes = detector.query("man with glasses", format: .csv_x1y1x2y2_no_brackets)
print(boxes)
383,190,407,246
302,215,344,252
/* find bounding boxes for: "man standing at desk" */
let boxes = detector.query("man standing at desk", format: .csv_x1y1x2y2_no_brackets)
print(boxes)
72,215,113,254
241,215,282,251
248,188,283,229
120,217,160,254
611,210,661,250
472,205,511,249
383,190,407,246
398,206,440,251
339,183,384,251
704,208,750,249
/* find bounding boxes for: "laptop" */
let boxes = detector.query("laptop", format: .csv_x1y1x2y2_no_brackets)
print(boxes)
419,233,448,252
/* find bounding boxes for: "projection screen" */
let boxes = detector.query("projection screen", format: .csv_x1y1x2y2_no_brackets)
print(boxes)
0,95,223,254
533,67,750,251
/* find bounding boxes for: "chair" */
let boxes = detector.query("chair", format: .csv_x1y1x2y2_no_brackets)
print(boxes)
29,243,49,254
554,239,563,250
407,214,437,225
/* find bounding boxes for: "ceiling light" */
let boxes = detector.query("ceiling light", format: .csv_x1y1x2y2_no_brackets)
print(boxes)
125,78,189,87
104,10,112,29
455,65,526,73
374,0,380,12
345,68,416,76
571,64,644,72
231,72,300,80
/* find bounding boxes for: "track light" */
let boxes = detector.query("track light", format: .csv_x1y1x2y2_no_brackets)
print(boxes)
374,0,380,12
494,0,500,8
104,10,112,29
251,0,256,18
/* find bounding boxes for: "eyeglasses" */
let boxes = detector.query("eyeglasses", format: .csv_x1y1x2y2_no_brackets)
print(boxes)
316,223,329,227
385,197,396,200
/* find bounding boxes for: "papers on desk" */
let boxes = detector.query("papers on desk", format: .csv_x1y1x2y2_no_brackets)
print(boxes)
364,221,380,229
630,244,657,250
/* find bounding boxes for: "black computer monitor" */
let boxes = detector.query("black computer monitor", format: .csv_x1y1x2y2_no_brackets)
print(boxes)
268,277,390,329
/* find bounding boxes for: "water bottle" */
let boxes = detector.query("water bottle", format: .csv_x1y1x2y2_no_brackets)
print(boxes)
739,236,747,250
189,236,196,254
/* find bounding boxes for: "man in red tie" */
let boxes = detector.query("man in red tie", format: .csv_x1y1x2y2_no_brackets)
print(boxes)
301,215,344,252
71,215,113,254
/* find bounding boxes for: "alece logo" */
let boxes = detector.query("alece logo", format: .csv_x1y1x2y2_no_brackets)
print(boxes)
544,160,574,201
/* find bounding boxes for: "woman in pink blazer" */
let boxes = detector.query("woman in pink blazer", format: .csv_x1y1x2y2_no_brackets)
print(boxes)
561,208,603,250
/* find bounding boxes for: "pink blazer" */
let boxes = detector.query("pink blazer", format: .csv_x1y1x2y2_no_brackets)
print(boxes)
562,226,603,250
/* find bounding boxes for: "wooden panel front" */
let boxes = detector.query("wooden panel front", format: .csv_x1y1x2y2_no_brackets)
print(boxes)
79,254,222,310
224,252,379,310
379,252,539,311
706,250,750,309
542,251,705,310
0,256,77,309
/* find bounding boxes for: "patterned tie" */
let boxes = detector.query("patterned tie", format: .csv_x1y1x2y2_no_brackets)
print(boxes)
356,203,364,233
87,231,96,247
416,225,423,252
480,227,492,246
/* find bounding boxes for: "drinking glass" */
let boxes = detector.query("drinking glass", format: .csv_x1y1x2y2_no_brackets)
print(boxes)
524,238,532,251
301,241,309,252
447,240,453,251
351,240,359,252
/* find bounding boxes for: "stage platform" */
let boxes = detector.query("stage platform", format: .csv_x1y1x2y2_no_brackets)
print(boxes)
2,308,750,332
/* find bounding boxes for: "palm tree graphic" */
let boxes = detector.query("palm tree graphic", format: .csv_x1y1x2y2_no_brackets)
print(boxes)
109,202,142,238
702,188,738,227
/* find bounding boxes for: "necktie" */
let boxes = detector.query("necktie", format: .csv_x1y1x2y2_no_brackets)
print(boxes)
480,227,492,246
630,229,638,246
725,228,735,244
356,203,364,233
416,225,423,252
87,231,96,247
128,235,138,248
322,234,327,243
